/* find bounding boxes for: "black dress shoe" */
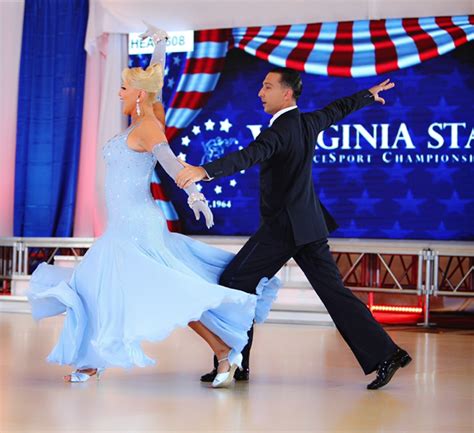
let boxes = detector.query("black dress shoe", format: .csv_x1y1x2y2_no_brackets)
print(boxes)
367,348,412,390
200,369,217,383
234,367,250,381
200,368,250,383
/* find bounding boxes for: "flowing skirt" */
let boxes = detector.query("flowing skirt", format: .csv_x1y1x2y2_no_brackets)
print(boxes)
28,230,280,369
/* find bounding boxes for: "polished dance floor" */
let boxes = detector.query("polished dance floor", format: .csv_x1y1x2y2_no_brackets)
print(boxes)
1,313,472,433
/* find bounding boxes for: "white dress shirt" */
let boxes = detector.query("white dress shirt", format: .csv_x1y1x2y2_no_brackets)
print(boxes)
269,105,298,126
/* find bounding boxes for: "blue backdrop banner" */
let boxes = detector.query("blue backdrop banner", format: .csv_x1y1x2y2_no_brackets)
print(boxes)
135,42,474,241
14,0,88,236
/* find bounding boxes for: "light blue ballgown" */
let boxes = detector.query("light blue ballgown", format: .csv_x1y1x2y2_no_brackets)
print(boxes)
27,125,280,370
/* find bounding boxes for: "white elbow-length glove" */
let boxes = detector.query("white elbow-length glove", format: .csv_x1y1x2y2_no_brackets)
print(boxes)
152,143,214,228
139,23,168,103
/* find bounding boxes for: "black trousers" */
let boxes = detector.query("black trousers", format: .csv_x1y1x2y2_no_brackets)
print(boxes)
215,211,398,375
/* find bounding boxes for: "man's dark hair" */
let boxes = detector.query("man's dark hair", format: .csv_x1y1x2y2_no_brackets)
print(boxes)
270,67,303,100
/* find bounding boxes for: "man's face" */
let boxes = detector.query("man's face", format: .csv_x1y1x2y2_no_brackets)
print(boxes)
258,72,293,115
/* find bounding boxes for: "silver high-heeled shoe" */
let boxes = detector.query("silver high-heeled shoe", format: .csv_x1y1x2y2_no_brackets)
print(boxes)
212,350,243,388
65,368,105,383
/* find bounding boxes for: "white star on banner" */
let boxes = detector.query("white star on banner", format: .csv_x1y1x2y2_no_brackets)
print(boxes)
196,184,203,192
166,77,175,88
177,153,187,161
164,66,169,76
204,119,216,130
181,136,191,146
173,56,181,65
240,170,245,174
229,180,237,187
192,125,201,135
214,185,222,194
220,118,232,133
238,146,243,150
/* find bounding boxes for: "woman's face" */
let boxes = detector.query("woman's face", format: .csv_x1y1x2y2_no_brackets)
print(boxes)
118,81,140,116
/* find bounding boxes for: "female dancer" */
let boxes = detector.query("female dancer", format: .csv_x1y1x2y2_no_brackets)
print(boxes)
27,28,279,388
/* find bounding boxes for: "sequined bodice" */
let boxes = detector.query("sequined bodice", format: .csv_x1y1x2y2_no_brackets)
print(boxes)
102,126,163,234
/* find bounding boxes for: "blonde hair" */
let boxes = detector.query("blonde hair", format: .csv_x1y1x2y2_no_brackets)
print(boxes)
121,63,163,103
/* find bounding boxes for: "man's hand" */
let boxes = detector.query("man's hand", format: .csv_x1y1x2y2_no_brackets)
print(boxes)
368,79,395,104
176,160,207,188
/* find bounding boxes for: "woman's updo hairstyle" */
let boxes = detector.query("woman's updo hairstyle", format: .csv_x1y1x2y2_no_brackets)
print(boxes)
121,63,163,102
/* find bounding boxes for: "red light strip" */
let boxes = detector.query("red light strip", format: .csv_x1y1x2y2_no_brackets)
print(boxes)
369,305,423,313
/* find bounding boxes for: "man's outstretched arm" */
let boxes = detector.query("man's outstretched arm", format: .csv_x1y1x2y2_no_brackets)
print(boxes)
308,79,395,132
176,128,281,189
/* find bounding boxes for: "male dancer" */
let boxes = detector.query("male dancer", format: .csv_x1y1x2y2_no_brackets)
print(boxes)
176,68,411,389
